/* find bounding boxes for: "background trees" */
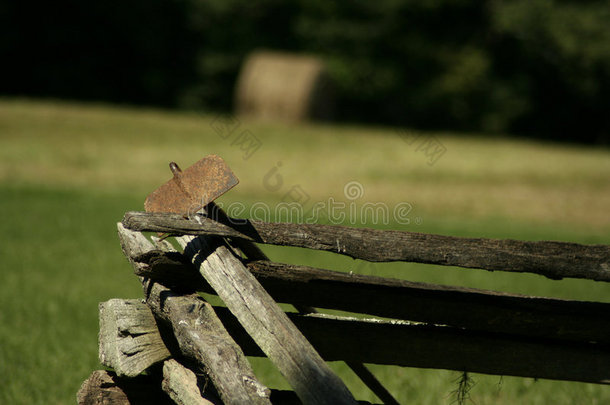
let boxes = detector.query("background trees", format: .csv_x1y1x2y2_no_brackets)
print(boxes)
3,0,608,143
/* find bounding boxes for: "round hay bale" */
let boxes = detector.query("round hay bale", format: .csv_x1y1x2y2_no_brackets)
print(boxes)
234,51,334,122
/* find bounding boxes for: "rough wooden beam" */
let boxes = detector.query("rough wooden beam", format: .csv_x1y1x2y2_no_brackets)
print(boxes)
98,299,171,377
212,307,610,385
161,359,216,405
117,223,272,405
122,211,610,282
144,279,272,405
176,233,358,405
242,261,610,344
133,252,610,345
76,370,172,405
77,367,331,405
206,201,398,405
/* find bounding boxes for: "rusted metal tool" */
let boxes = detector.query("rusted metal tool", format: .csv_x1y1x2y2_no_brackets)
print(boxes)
145,155,238,215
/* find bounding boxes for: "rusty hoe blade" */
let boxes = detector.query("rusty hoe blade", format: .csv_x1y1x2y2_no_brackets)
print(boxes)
144,155,239,215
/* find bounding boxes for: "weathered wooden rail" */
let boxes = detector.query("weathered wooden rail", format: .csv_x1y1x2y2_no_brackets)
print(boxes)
134,251,610,345
123,211,610,281
79,209,610,404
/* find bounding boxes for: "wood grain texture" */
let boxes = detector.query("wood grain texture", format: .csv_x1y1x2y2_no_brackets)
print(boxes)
161,359,216,405
133,252,610,344
122,211,610,281
205,201,398,405
212,307,610,385
98,299,171,377
117,223,272,405
176,234,358,405
77,370,172,405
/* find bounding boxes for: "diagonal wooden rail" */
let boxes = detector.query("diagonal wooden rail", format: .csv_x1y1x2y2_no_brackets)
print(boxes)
203,201,400,405
174,231,358,405
211,306,610,385
117,223,273,405
123,211,610,282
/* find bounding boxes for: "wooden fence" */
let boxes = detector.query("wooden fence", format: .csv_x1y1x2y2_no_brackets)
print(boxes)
78,208,610,404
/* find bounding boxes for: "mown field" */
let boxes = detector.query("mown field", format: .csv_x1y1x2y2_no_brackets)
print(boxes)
1,99,609,404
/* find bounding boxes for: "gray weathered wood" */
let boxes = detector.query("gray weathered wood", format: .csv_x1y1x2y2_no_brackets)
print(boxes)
162,359,216,405
122,211,610,281
143,279,272,405
133,252,610,345
206,201,398,405
176,233,357,405
98,299,171,377
117,223,272,405
77,370,172,405
212,307,610,385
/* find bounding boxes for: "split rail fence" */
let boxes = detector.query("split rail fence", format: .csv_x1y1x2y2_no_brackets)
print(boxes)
78,206,610,404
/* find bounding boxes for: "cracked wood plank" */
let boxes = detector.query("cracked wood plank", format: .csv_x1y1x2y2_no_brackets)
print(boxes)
122,211,610,282
204,201,398,405
76,370,172,405
117,223,272,405
98,298,171,377
161,359,217,405
176,234,358,405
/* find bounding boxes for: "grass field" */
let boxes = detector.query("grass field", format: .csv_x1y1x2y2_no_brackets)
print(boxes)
1,99,609,404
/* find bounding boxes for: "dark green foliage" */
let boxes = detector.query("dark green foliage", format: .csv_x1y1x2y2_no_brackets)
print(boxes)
2,0,609,142
293,1,490,128
1,0,198,106
180,0,300,111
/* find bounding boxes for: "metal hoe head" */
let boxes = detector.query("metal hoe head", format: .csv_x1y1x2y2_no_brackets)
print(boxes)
144,154,239,215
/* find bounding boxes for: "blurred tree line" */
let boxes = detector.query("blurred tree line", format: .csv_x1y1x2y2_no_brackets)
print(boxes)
2,0,609,143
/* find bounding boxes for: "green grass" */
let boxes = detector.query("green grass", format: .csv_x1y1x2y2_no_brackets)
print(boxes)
0,99,609,404
0,185,143,403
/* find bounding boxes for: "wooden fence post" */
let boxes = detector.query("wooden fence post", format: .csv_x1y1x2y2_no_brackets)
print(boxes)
117,223,273,405
98,299,170,377
177,233,358,405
